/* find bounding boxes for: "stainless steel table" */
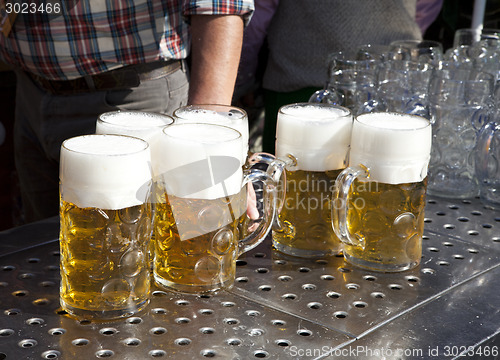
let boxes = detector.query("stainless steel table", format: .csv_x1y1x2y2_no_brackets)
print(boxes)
0,196,499,359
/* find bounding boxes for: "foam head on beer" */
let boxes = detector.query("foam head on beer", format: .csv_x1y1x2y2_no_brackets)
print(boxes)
275,103,353,171
155,123,243,199
96,111,173,144
350,112,432,184
174,105,248,139
60,134,152,210
173,105,249,160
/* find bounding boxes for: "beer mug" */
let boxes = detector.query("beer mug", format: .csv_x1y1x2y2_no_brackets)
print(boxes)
272,103,353,257
96,110,174,175
173,104,249,161
475,120,500,209
152,123,277,293
59,135,153,319
427,68,494,198
309,52,379,115
389,39,444,65
332,112,432,272
376,60,434,118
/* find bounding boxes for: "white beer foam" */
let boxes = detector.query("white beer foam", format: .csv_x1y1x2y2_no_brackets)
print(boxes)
60,135,152,210
154,123,244,200
96,111,173,176
275,104,353,171
350,112,432,184
174,106,249,160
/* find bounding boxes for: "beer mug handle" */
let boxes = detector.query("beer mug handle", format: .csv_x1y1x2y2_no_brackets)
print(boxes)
247,152,287,214
475,120,499,180
308,87,344,106
238,168,278,255
331,165,369,248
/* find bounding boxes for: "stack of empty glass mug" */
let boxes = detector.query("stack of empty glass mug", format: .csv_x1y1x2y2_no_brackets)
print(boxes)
310,34,500,209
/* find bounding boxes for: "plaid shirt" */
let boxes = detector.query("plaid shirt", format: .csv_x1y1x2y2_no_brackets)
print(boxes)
0,0,253,80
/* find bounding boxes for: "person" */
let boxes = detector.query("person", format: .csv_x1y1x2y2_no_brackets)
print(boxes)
235,0,443,154
0,0,254,223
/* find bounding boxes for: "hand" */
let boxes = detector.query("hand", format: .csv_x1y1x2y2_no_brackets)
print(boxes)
246,181,259,220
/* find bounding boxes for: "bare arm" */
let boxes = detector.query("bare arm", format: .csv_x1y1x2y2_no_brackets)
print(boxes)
188,14,244,105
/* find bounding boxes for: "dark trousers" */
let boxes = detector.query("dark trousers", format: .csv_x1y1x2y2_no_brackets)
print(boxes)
14,64,189,223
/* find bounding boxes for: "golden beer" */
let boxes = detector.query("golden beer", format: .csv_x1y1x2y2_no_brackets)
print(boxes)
342,178,427,271
59,200,152,318
153,189,247,293
153,123,277,293
273,103,353,257
332,112,432,272
59,134,153,318
273,169,342,257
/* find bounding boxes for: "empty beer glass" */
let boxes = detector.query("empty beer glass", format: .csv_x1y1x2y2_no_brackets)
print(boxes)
332,113,432,272
59,135,153,319
309,51,379,115
376,60,434,118
446,29,500,80
272,103,353,257
475,119,500,209
427,69,494,198
152,123,277,293
389,39,444,65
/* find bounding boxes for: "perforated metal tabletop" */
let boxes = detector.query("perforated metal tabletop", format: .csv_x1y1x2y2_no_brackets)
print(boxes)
0,196,499,359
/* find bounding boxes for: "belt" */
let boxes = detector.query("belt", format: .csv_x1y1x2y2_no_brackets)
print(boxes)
28,60,183,95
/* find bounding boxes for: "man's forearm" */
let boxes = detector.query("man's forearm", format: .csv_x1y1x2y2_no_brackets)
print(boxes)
188,15,244,105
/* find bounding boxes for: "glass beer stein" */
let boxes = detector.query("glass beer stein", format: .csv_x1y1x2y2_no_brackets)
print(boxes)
152,123,277,293
96,111,175,264
59,135,153,319
272,103,354,257
332,113,432,272
427,69,494,199
475,120,500,209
